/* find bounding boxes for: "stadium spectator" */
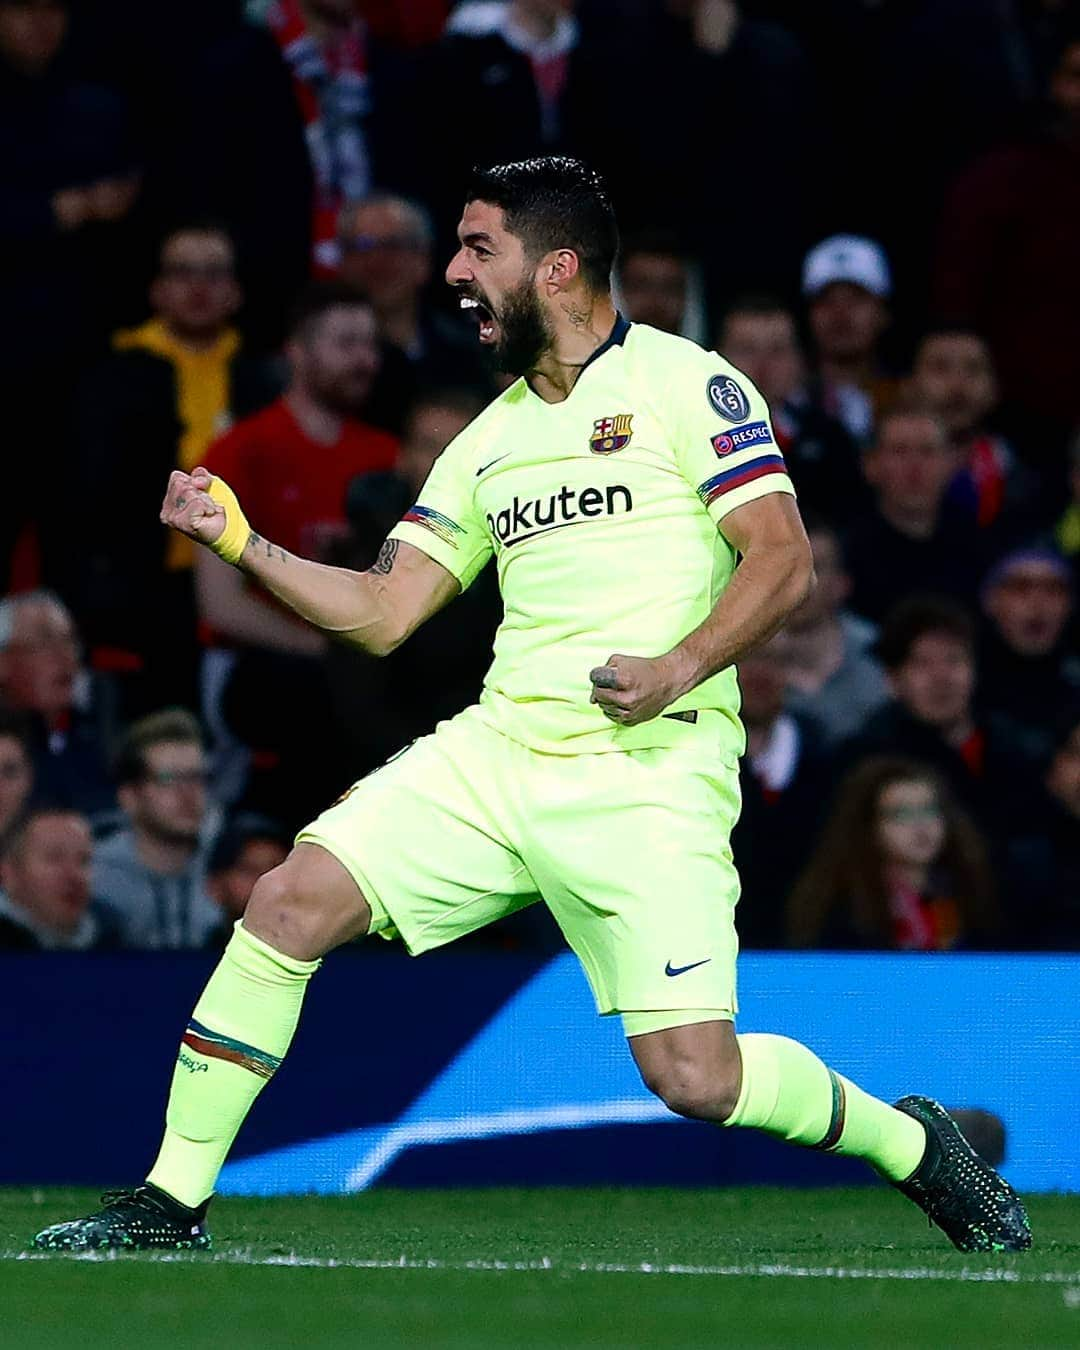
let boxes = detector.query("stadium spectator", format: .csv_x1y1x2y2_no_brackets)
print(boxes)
205,812,291,942
0,711,36,839
112,223,274,492
978,544,1079,755
847,597,1041,840
0,806,114,951
198,284,397,658
69,221,280,716
616,231,703,342
263,0,417,275
786,757,1000,952
771,517,890,747
842,407,985,624
909,328,1036,532
92,709,220,950
716,296,867,524
934,22,1080,441
802,234,898,446
199,284,397,823
325,386,500,776
730,637,830,948
0,0,141,592
0,592,113,820
336,192,490,418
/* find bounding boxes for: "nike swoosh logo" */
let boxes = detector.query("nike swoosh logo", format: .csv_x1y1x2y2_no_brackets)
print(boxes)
476,454,510,477
664,958,712,977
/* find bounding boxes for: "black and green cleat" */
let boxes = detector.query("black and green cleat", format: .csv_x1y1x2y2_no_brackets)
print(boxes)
31,1184,211,1253
892,1095,1032,1253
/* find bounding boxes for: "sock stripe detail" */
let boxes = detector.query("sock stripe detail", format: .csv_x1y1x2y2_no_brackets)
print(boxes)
810,1070,847,1152
182,1018,282,1081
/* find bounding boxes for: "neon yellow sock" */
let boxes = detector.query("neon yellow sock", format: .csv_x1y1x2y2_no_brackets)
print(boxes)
146,922,319,1208
725,1033,927,1182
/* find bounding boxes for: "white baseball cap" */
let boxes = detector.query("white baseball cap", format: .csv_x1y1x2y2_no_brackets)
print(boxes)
802,234,892,299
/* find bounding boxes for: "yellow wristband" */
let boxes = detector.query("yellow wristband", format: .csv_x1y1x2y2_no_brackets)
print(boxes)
205,476,251,566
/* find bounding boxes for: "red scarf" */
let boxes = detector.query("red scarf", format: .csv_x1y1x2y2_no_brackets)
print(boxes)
269,0,371,274
965,435,1008,529
889,883,962,951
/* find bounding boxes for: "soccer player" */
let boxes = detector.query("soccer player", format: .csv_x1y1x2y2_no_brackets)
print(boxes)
35,159,1030,1254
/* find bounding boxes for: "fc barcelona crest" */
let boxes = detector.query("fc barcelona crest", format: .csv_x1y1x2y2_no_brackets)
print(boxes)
589,413,633,455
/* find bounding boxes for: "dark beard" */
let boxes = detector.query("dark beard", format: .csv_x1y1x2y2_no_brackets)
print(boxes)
486,282,554,377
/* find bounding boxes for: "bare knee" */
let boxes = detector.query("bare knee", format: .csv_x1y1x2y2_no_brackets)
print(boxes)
243,843,372,960
632,1024,742,1123
641,1059,740,1122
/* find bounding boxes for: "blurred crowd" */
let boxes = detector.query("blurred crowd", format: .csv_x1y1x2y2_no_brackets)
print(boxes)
0,0,1078,955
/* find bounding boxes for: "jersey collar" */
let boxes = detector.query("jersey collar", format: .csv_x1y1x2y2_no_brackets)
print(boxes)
578,311,631,378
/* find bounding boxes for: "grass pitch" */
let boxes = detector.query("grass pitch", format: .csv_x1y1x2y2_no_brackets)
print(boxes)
3,1187,1079,1349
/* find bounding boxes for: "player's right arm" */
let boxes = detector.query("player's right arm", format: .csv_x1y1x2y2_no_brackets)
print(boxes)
160,467,459,656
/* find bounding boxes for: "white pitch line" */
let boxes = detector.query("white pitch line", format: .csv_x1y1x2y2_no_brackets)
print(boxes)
5,1250,1080,1286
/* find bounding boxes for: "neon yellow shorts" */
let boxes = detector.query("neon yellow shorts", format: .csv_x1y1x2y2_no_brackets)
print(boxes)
298,705,741,1034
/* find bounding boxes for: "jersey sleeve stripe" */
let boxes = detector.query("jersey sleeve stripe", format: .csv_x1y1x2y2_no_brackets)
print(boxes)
697,454,789,507
401,504,465,549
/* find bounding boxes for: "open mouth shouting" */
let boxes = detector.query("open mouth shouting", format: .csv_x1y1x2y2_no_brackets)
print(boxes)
459,292,497,344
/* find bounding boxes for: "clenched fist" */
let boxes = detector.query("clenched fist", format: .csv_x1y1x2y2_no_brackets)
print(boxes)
160,467,226,547
588,652,689,727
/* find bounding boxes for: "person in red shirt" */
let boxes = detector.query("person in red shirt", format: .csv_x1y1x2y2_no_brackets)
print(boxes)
198,283,397,824
199,283,397,648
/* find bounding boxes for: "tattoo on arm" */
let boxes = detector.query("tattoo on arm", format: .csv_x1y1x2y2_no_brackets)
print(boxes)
247,530,286,562
369,539,398,576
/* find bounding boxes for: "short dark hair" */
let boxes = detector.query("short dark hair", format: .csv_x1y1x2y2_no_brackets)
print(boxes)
465,157,619,291
875,596,976,670
112,708,205,786
287,281,373,342
871,401,949,448
1,806,88,863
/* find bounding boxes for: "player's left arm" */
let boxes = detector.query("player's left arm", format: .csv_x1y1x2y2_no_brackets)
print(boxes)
589,494,813,725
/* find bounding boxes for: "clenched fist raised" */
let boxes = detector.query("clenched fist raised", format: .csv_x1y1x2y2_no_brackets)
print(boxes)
160,467,227,547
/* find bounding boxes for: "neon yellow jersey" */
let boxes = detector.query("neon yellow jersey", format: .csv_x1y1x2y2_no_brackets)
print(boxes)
389,318,796,755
